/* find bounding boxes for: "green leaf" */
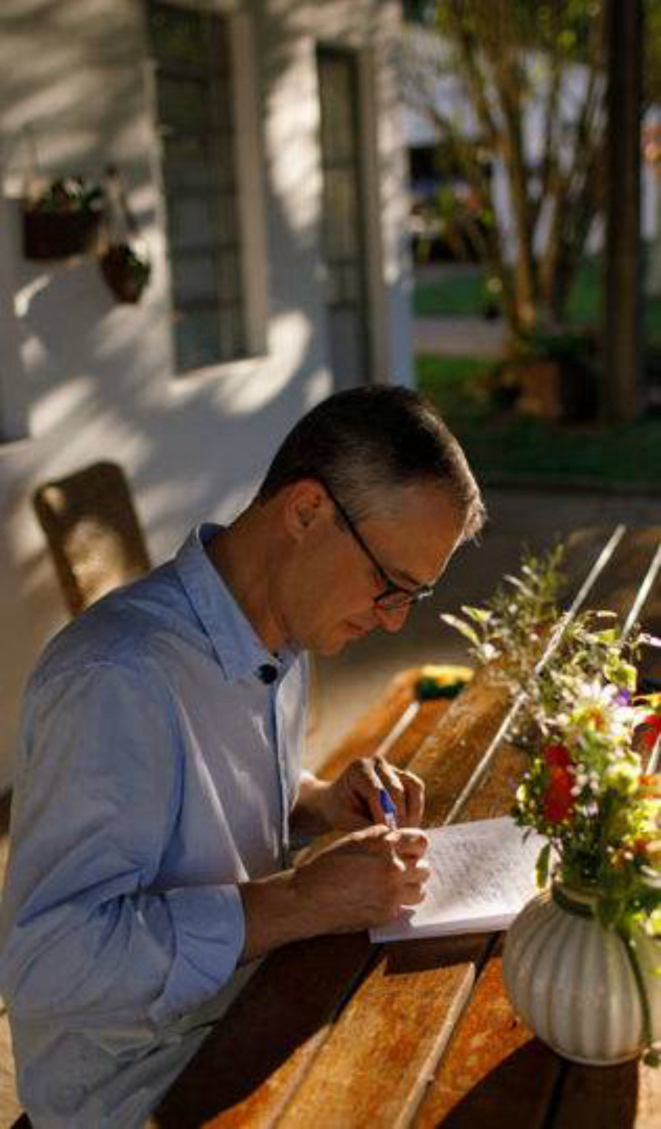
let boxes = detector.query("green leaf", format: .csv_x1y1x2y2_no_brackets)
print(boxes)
460,605,492,624
440,614,480,646
503,574,534,596
536,843,551,888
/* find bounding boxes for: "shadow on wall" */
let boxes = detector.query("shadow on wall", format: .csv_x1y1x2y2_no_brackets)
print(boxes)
0,0,411,787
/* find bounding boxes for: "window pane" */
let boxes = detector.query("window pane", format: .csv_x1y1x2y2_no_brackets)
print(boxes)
162,136,213,191
212,133,236,191
317,45,370,385
148,5,205,65
318,56,355,162
175,307,222,372
219,304,245,361
218,251,241,302
322,169,358,259
167,195,220,250
157,75,209,133
149,0,246,372
171,252,219,303
328,307,364,387
215,192,240,244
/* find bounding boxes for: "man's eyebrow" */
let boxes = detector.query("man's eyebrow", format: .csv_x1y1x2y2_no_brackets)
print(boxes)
386,557,447,591
381,560,429,590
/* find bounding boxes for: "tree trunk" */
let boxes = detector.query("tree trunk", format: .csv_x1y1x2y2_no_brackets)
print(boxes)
603,0,644,421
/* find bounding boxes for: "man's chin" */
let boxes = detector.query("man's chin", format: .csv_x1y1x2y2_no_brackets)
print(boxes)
316,636,348,657
314,627,362,657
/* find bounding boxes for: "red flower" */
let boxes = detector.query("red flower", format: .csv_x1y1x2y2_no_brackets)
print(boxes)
640,713,661,751
543,743,572,768
543,765,575,823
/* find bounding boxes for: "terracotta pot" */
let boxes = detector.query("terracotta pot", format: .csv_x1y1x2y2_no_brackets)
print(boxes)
503,883,661,1065
99,244,151,304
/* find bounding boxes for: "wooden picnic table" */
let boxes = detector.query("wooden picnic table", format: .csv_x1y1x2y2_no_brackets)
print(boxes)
154,527,661,1129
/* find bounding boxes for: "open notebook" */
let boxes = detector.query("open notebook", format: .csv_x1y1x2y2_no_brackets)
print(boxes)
370,815,546,943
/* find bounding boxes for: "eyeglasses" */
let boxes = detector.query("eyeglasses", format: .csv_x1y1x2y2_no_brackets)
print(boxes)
319,479,434,612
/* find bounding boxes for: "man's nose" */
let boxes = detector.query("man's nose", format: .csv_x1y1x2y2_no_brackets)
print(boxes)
374,602,411,633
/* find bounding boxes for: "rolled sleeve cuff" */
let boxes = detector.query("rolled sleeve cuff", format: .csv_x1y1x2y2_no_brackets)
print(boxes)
148,883,245,1027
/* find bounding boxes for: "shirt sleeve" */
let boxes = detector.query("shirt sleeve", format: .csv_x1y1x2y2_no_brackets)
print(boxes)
0,661,246,1041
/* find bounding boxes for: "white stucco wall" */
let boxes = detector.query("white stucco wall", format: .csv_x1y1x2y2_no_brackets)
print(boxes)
0,0,411,792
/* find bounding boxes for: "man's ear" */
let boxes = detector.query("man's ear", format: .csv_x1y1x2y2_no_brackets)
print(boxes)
283,480,328,542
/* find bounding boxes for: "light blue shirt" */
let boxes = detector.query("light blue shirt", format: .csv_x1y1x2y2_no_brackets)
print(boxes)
0,524,308,1127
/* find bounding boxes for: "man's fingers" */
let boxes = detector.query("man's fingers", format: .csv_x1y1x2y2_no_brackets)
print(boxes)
390,828,428,857
373,758,425,826
400,771,425,826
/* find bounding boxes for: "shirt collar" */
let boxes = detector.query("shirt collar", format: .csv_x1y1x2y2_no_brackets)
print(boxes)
175,523,297,684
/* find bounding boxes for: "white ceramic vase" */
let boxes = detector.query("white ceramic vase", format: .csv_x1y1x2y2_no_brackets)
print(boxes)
502,884,661,1065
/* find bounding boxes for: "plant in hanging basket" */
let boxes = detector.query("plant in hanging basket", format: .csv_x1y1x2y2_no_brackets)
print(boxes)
99,243,151,304
22,176,105,260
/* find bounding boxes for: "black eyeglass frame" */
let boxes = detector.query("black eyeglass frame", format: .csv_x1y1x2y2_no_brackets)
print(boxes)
318,478,434,611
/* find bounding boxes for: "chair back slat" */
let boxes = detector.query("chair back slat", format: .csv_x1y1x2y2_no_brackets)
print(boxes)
32,460,151,616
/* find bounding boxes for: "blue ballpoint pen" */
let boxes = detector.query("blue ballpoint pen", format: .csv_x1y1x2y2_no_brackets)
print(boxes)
379,787,398,830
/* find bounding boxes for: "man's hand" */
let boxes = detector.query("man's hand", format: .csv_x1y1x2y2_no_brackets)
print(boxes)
293,825,430,930
239,825,429,960
292,757,425,836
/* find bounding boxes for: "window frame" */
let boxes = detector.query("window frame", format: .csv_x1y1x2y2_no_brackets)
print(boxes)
146,0,267,377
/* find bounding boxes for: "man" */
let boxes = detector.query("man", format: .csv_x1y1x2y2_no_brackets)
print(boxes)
0,386,484,1127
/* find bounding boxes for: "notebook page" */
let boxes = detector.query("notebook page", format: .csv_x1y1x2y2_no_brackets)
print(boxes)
371,816,545,942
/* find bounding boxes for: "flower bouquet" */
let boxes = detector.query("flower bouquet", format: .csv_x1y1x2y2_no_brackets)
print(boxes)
442,547,661,1064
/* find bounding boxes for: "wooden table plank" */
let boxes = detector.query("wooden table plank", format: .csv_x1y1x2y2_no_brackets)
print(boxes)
276,935,484,1129
412,943,563,1129
406,666,521,827
317,670,450,782
269,680,526,1127
154,933,373,1128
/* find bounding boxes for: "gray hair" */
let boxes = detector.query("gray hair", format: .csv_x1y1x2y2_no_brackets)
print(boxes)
259,385,485,540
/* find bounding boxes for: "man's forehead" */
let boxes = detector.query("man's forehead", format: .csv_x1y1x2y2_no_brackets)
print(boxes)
368,488,462,587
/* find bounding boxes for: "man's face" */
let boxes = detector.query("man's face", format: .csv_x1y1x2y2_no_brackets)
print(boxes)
278,481,465,656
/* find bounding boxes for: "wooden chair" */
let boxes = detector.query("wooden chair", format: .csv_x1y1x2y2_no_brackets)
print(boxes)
32,461,151,616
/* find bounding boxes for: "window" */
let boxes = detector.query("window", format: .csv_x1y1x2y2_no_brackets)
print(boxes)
148,1,247,373
317,45,372,388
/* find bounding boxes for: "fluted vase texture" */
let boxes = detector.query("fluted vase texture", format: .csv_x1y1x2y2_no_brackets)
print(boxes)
502,884,661,1065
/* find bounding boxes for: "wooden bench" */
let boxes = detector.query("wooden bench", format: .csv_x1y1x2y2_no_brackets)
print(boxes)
153,526,661,1129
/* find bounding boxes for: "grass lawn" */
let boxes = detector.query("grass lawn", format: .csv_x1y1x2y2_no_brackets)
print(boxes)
414,257,661,343
417,353,661,488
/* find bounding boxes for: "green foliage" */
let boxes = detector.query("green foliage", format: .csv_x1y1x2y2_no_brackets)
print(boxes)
435,0,602,60
416,351,661,487
406,1,608,335
30,176,105,214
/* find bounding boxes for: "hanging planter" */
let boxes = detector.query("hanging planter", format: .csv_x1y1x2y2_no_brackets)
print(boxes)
97,167,151,305
99,243,151,304
22,177,104,260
